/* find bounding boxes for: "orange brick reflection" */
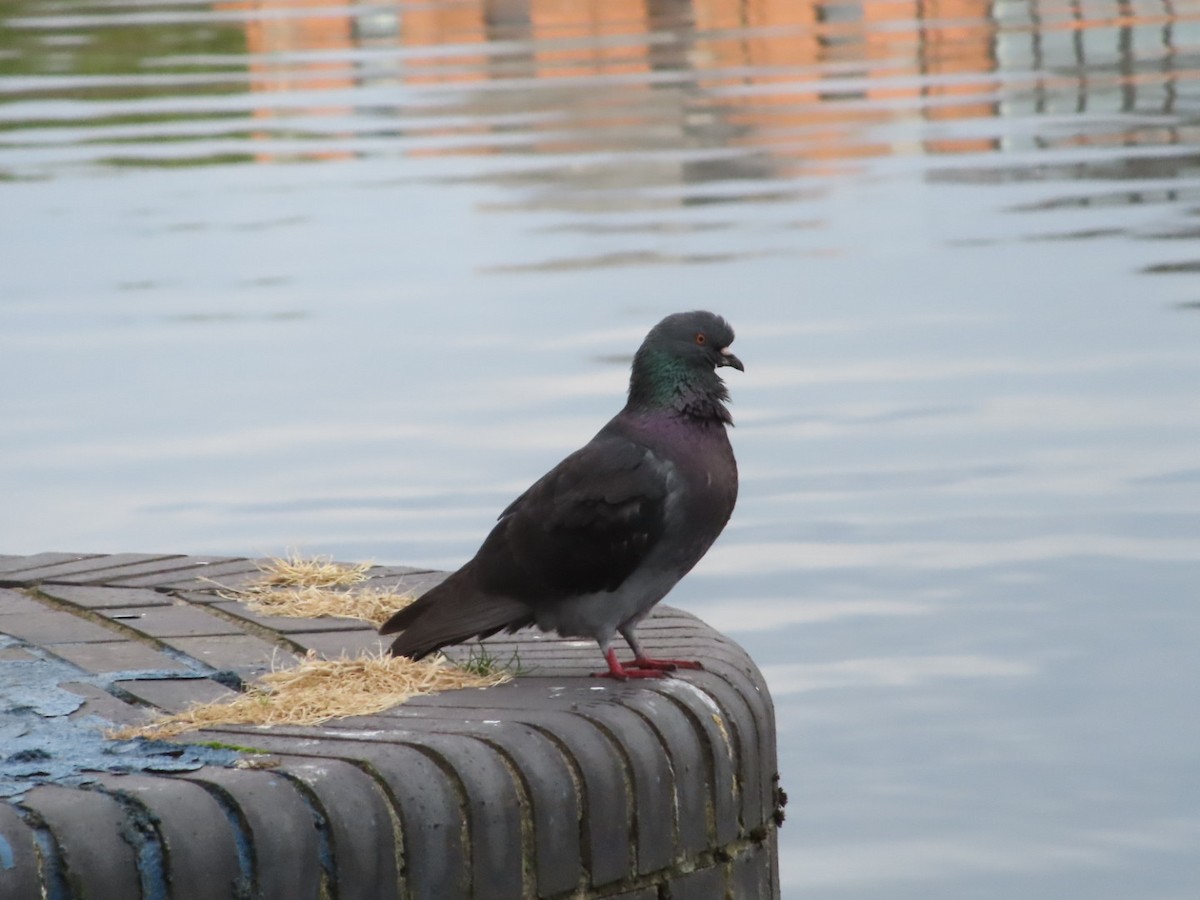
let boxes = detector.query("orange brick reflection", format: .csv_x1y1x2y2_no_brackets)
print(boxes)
692,0,1000,166
402,3,489,85
531,1,649,78
216,0,357,162
220,0,1010,165
919,0,999,155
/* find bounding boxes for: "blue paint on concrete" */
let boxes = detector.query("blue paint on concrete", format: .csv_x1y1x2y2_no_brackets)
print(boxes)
0,654,83,718
191,779,257,898
28,825,71,900
1,639,240,798
101,788,170,900
281,772,336,882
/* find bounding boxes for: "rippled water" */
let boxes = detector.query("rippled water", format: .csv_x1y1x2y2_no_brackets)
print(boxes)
3,1,1200,896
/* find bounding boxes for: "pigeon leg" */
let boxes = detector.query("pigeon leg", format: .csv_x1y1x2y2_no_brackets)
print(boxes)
593,647,669,680
619,627,704,673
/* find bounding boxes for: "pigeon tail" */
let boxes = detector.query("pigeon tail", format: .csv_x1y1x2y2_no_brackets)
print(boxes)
381,569,532,659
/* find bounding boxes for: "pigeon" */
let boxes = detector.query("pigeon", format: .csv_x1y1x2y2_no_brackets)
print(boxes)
381,310,742,679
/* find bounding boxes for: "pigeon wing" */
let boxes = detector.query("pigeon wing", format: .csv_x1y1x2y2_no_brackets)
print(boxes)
381,429,672,659
475,431,672,606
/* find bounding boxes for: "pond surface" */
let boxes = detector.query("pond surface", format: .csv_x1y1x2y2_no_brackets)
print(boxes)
3,0,1200,896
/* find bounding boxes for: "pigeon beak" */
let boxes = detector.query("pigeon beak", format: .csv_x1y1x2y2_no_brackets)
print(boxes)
718,347,744,372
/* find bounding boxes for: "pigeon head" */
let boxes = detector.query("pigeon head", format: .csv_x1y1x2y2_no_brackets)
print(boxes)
627,311,743,422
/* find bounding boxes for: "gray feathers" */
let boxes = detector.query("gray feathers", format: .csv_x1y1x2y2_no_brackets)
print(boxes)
380,567,532,659
380,311,741,674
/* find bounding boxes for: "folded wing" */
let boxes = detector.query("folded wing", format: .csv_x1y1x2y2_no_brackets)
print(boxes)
382,430,671,658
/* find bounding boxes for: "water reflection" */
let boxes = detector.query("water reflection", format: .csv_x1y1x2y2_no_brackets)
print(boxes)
4,1,1198,277
3,1,1197,176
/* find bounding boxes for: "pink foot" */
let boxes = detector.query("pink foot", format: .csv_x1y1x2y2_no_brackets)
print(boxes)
591,650,703,680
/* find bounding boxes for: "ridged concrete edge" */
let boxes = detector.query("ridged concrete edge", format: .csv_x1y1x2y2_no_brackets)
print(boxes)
0,552,786,899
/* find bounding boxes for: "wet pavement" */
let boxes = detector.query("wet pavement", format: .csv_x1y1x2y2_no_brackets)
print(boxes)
0,550,782,899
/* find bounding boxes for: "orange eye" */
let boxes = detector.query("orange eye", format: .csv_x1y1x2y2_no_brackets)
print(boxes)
695,333,706,345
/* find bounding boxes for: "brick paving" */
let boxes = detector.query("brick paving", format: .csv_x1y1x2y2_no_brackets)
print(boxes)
0,552,784,899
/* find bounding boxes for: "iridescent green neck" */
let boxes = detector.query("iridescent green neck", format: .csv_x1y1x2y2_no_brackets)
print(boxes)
626,346,732,424
627,347,686,406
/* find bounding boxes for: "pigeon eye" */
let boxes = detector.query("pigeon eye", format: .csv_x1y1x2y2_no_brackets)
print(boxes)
695,333,706,345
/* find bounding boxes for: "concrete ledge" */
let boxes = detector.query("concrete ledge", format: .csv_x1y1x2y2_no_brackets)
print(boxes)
0,553,785,899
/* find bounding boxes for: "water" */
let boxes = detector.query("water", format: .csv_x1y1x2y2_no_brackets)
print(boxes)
3,0,1200,895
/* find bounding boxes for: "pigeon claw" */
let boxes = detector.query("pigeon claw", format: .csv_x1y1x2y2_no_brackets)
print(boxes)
593,649,703,680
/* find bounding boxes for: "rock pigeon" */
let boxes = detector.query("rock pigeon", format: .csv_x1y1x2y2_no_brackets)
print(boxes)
381,310,742,679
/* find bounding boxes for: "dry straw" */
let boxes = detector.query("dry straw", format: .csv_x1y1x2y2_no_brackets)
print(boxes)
219,553,416,628
110,651,507,740
250,551,371,588
239,584,408,628
113,555,509,740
